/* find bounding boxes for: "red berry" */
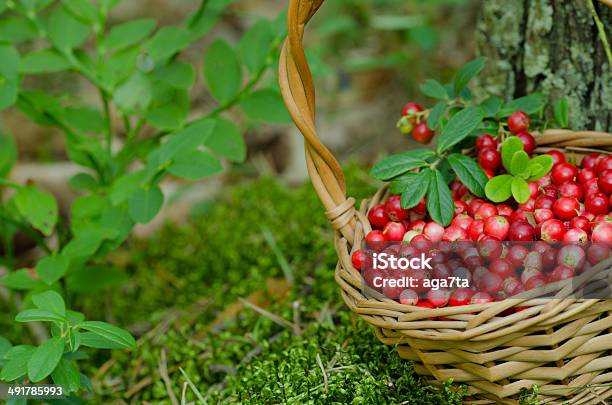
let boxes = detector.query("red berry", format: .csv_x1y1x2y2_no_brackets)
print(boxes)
451,180,468,200
551,163,578,185
542,185,557,198
451,214,474,231
581,153,602,170
470,292,494,305
408,219,426,233
537,173,552,187
490,258,515,279
479,271,504,295
557,181,583,201
507,245,529,268
423,222,444,242
524,275,546,290
482,168,495,179
401,102,423,118
549,265,576,282
527,181,539,198
442,225,467,242
412,122,434,144
383,221,406,242
557,245,586,270
497,204,514,216
468,219,485,241
553,197,580,221
477,236,503,260
399,289,419,305
483,215,510,240
596,156,612,175
546,150,566,165
540,219,566,242
478,148,502,172
385,195,409,221
475,203,498,220
426,288,450,308
570,216,591,234
578,168,596,185
563,228,588,244
383,280,404,300
503,276,523,297
508,111,530,134
518,198,536,212
598,170,612,195
587,244,610,265
584,178,601,196
508,220,535,241
534,196,554,210
521,266,543,284
585,193,609,215
448,288,474,307
454,200,468,216
365,230,387,250
468,199,484,217
351,249,368,270
368,204,390,229
534,208,554,224
510,209,532,223
412,197,427,215
411,234,433,252
516,132,536,155
592,221,612,245
476,134,497,150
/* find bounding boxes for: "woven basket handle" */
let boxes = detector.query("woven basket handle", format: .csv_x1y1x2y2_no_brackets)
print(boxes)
279,0,356,243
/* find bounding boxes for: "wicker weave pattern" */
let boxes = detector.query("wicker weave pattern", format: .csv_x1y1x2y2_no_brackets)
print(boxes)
278,1,612,403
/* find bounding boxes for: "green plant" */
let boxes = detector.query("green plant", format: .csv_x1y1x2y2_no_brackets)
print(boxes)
0,0,289,397
370,57,564,225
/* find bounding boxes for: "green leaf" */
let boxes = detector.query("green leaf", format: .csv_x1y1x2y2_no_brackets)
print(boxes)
51,358,80,393
78,321,136,349
157,119,216,162
527,154,554,180
427,101,446,130
100,0,120,12
20,49,71,74
128,186,164,224
501,136,524,172
15,309,65,323
206,117,246,163
510,150,529,177
110,170,146,205
554,97,569,128
498,93,546,117
389,173,415,195
153,62,195,89
14,186,58,236
113,72,152,113
480,96,502,117
485,175,513,203
400,170,431,209
0,345,35,382
426,170,454,226
0,45,20,111
35,254,69,285
511,177,530,204
97,46,139,89
0,17,37,42
204,39,242,103
168,150,223,180
104,19,156,50
20,0,53,11
79,332,131,349
369,149,435,180
145,104,187,131
147,26,190,63
63,0,97,23
27,336,64,382
0,336,11,360
239,20,274,73
420,79,448,100
63,106,105,133
48,5,90,50
435,107,483,153
447,153,488,197
1,269,39,290
32,290,66,316
62,231,105,262
66,310,85,326
239,89,291,123
453,57,487,95
0,133,17,178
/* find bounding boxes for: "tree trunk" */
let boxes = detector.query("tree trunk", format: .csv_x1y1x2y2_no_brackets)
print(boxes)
475,0,612,131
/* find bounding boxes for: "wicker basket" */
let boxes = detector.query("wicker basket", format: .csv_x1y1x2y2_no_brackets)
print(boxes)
279,1,612,403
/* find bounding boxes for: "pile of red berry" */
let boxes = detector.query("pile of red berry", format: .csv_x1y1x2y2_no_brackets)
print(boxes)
353,110,612,310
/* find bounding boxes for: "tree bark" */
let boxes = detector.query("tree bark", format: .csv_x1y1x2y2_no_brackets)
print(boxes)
475,0,612,131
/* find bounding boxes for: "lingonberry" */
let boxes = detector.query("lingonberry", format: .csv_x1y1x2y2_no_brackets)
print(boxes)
542,248,557,271
587,243,610,265
578,168,596,185
400,102,422,130
596,155,612,175
363,267,386,290
551,162,578,185
584,178,601,196
423,222,444,242
477,235,503,260
585,193,609,215
483,215,510,240
412,197,427,215
427,288,450,308
442,225,467,242
478,148,502,172
476,134,497,150
365,230,387,251
553,197,580,221
468,219,485,241
475,203,498,220
399,289,419,305
453,267,472,284
592,221,612,245
557,181,583,201
482,167,495,179
549,265,576,282
546,149,566,165
408,219,426,233
412,122,434,144
451,180,468,200
535,195,555,210
581,153,602,170
570,216,591,234
383,280,404,300
542,185,557,198
497,204,514,216
563,228,588,244
598,170,612,195
490,258,515,279
402,230,419,243
468,199,484,217
411,234,433,251
526,181,539,198
521,266,543,284
510,209,531,223
470,292,494,305
385,195,409,221
448,288,474,306
540,218,566,242
383,221,406,241
508,111,530,134
433,263,452,280
524,275,546,290
508,220,535,241
536,173,552,187
479,271,504,295
557,245,586,270
518,197,536,212
534,208,554,224
452,214,474,231
368,204,390,229
454,200,468,215
507,245,529,268
516,132,536,155
351,249,368,270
